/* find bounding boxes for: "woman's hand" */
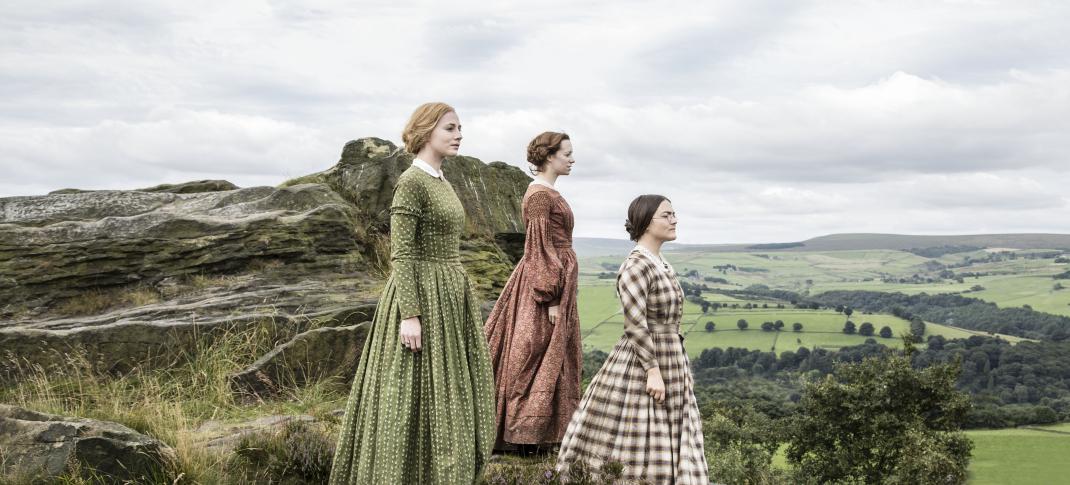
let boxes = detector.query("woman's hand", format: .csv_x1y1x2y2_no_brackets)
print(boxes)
646,367,665,404
400,316,422,352
548,305,559,325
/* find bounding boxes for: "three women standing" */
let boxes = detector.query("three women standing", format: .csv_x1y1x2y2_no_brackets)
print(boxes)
330,102,495,485
330,103,709,483
556,195,709,484
484,132,582,453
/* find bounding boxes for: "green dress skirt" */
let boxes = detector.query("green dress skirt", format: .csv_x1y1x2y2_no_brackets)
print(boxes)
330,166,495,484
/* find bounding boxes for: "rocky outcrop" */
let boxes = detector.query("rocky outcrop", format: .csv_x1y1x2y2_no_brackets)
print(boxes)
0,276,377,379
0,183,360,313
282,138,528,297
48,180,242,196
192,413,334,453
283,137,529,238
0,404,177,482
136,179,240,194
0,137,529,386
230,322,371,400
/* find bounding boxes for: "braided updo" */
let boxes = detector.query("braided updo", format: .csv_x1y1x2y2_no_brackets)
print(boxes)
625,194,671,241
526,132,570,174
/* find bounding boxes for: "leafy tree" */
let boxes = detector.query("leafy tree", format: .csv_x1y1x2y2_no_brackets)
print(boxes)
701,301,711,313
761,321,775,332
858,322,875,337
843,321,856,334
786,351,973,484
774,320,785,331
910,318,926,341
793,322,803,332
879,326,893,338
737,319,749,330
705,321,716,332
844,307,854,318
703,403,788,485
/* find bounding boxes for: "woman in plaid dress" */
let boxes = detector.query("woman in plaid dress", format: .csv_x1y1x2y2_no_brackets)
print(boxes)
556,195,708,484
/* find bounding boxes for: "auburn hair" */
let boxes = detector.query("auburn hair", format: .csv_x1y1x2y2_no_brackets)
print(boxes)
526,131,570,173
402,102,455,155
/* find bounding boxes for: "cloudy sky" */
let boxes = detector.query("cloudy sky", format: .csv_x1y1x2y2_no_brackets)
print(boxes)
2,0,1068,243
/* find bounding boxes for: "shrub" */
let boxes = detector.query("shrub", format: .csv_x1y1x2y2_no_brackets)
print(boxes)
229,421,336,484
786,350,972,484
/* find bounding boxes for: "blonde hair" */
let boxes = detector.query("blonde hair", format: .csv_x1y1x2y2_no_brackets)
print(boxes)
402,102,455,155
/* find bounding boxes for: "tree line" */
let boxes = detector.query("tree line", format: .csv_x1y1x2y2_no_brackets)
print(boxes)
690,336,1070,429
716,286,1070,341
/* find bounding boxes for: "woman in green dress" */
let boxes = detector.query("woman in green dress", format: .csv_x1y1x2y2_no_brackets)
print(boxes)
330,102,495,484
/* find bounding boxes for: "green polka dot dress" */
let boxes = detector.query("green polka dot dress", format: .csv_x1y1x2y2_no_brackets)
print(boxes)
330,165,495,484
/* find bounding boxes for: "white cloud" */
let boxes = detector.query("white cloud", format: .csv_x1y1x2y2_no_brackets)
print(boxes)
1,0,1068,243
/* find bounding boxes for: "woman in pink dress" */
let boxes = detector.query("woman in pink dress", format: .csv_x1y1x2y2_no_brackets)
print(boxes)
485,132,581,455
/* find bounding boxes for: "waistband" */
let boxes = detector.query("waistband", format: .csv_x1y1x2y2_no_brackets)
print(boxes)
647,323,680,334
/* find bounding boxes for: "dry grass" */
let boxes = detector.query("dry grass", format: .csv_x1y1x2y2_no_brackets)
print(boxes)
368,233,392,280
52,285,162,317
186,273,239,290
0,323,349,484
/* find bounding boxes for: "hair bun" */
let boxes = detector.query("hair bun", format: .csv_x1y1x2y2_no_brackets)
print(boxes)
624,220,639,241
526,132,570,174
624,194,670,242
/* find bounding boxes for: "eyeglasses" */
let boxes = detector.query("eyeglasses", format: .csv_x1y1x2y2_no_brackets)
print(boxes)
653,212,678,222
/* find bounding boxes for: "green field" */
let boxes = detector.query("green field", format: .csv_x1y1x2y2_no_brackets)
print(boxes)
966,425,1070,484
766,423,1070,483
577,285,1024,356
580,248,1070,320
577,246,1068,482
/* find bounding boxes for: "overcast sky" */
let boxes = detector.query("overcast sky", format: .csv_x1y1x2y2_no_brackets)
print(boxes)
2,0,1068,243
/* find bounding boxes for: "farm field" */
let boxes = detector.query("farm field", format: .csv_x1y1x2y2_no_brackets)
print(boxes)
965,425,1070,484
579,248,1070,319
967,274,1070,317
575,286,1021,355
767,423,1070,483
576,244,1068,483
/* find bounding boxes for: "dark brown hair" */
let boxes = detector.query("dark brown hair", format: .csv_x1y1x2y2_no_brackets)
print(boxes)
526,131,570,174
625,194,670,241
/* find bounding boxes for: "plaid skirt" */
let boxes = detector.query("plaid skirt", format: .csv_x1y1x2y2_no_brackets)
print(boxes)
556,328,708,484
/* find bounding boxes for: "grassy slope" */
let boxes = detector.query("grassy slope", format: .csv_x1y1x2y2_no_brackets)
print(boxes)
580,248,1070,321
575,288,1011,355
767,424,1070,484
577,246,1058,353
966,425,1070,484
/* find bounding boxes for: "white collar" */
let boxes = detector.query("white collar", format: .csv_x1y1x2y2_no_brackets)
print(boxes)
634,244,672,272
529,178,555,189
412,158,445,180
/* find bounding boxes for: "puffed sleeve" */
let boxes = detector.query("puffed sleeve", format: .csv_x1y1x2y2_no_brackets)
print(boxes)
524,190,565,306
617,256,658,371
390,176,423,319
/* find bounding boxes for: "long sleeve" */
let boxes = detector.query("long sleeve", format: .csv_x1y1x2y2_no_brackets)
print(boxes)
390,178,423,320
524,191,564,306
617,257,658,371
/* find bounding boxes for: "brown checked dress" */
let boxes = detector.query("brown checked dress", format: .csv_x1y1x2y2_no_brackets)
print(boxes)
484,182,582,447
556,246,708,484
